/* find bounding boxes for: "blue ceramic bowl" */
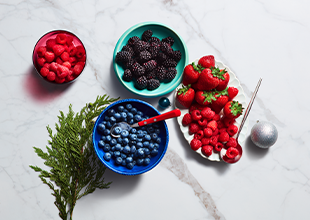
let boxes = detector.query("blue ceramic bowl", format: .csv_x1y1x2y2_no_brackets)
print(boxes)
113,21,188,97
92,99,169,175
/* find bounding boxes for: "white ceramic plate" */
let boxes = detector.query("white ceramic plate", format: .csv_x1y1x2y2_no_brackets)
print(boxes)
174,59,248,162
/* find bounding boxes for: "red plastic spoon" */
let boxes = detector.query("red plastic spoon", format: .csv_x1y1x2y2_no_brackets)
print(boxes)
111,109,181,137
220,78,262,163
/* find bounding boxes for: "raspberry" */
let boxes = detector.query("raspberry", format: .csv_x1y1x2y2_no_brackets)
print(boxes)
44,51,55,63
46,71,56,81
209,135,218,147
46,39,56,51
55,75,65,83
227,124,238,136
123,69,133,82
40,67,49,77
56,33,67,44
68,45,77,56
66,36,73,46
201,145,213,157
128,36,140,46
142,30,153,42
226,147,239,158
191,110,202,121
207,120,218,131
201,138,210,145
214,142,223,152
218,132,230,143
68,57,77,66
162,59,177,68
143,60,157,72
217,121,225,129
37,46,46,57
182,113,192,126
189,122,200,134
49,62,58,72
76,45,86,58
219,128,227,134
147,79,160,90
76,61,85,68
66,72,75,82
43,63,50,69
73,64,83,76
190,139,202,151
138,50,151,63
203,127,213,137
162,36,174,46
212,128,219,136
194,130,204,140
226,137,237,148
156,66,166,82
132,62,145,78
60,51,69,61
57,65,69,78
165,67,177,82
189,103,205,113
37,57,46,66
135,76,147,89
198,118,208,127
213,114,220,121
222,117,235,127
56,57,63,65
53,44,65,56
201,107,215,120
62,61,71,69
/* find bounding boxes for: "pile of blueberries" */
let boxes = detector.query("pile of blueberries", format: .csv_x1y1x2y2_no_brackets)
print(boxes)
97,103,162,169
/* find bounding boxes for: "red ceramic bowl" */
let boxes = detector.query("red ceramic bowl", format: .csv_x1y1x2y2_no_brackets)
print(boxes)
32,30,87,84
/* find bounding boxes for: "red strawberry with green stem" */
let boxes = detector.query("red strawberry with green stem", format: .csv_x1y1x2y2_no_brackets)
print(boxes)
227,87,239,100
215,69,230,91
210,88,229,113
194,67,226,91
198,55,215,68
223,101,243,119
182,62,205,86
176,84,195,108
195,90,217,106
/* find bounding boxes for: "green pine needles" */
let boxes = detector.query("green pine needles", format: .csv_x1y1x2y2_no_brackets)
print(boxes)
30,95,119,220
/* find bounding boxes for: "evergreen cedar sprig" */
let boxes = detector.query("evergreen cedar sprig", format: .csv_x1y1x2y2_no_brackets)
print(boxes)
29,95,119,220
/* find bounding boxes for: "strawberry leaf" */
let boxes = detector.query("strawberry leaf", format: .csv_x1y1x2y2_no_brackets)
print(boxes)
202,91,217,104
192,62,205,73
210,66,226,80
230,101,244,116
178,84,191,96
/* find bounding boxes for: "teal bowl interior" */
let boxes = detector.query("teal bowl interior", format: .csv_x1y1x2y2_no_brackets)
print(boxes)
113,22,188,98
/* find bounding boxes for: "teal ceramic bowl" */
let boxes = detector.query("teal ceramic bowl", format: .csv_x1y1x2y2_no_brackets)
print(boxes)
113,22,188,98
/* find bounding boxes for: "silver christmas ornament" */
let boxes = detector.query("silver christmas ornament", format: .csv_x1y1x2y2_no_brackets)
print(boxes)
250,121,278,149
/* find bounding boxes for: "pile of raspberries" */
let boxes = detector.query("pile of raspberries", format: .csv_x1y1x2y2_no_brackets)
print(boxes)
115,30,182,91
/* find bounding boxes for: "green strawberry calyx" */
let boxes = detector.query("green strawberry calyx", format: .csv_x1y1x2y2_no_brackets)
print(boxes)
178,84,191,96
191,62,205,73
201,91,217,104
214,87,228,98
229,100,244,116
210,66,227,80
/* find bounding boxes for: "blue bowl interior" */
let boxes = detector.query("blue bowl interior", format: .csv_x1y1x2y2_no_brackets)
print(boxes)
92,99,169,175
113,22,188,97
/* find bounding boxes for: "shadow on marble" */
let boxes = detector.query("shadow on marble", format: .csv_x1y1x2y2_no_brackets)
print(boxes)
244,136,269,160
23,66,72,102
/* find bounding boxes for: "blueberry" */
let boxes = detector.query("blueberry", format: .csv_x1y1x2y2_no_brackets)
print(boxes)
137,111,143,116
121,130,129,138
105,135,112,142
98,140,105,148
137,130,144,135
137,138,143,142
122,138,129,145
151,149,158,156
127,112,134,119
144,135,151,141
120,112,127,119
148,143,155,150
117,137,123,143
137,148,144,158
103,129,110,136
147,126,155,133
144,158,151,165
105,121,112,129
144,148,150,155
128,119,135,125
124,109,129,113
134,114,142,122
114,151,121,157
97,123,106,132
115,143,122,151
133,160,136,166
102,121,107,125
126,104,132,110
136,158,144,165
126,162,134,169
156,137,161,144
131,146,136,153
103,144,111,152
103,152,111,161
105,115,110,121
110,138,117,146
101,136,107,142
155,128,161,134
121,160,127,166
126,157,133,164
110,116,116,123
118,105,125,112
116,157,122,164
129,140,136,147
112,126,122,135
114,113,121,120
130,128,137,134
123,145,131,154
129,134,137,141
136,142,143,149
108,109,115,116
111,146,115,151
143,141,150,147
121,153,127,159
154,143,159,149
153,123,160,128
131,108,137,114
151,133,158,140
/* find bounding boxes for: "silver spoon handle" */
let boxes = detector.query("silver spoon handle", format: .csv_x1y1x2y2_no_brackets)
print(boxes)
236,78,262,139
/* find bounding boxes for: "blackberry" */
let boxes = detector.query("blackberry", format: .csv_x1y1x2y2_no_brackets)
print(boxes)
148,42,161,59
122,69,133,82
132,62,145,78
134,41,150,54
124,59,136,69
121,45,134,57
142,30,153,42
135,76,147,90
147,79,160,90
143,60,157,72
162,59,177,68
149,36,161,44
156,53,168,64
138,50,151,63
156,66,166,82
160,42,173,55
162,36,174,46
165,67,177,82
145,69,157,80
128,36,140,46
115,51,131,64
169,50,182,62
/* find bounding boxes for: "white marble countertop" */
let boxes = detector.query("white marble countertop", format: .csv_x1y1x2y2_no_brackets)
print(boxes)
1,0,309,219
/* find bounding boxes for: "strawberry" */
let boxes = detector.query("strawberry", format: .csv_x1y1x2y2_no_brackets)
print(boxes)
182,113,192,126
195,90,216,106
198,55,215,68
207,120,217,131
176,84,195,108
210,96,229,114
223,101,243,119
227,87,239,100
201,145,213,157
182,62,204,85
215,69,230,91
190,139,202,151
226,147,239,158
194,67,225,91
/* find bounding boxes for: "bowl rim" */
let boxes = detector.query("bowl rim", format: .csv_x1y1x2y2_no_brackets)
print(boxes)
113,21,189,97
32,29,87,85
92,98,169,175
